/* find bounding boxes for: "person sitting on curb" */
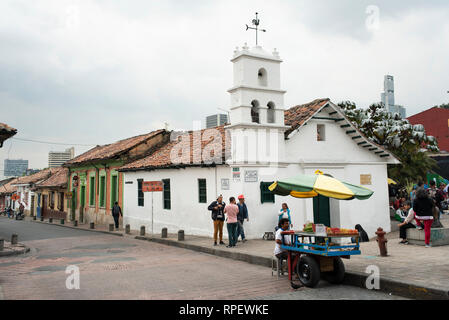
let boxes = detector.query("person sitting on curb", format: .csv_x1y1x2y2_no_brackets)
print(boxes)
397,202,416,244
208,195,226,246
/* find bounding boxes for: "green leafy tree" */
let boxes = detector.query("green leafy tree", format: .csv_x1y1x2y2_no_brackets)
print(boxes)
338,101,439,185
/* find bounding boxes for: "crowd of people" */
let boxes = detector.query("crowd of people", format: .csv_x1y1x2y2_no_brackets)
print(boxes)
393,180,447,247
207,195,293,248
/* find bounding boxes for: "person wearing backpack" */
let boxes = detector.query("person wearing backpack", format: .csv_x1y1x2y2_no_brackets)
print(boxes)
112,202,122,229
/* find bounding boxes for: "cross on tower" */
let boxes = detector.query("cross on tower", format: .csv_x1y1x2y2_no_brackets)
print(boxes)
246,12,266,46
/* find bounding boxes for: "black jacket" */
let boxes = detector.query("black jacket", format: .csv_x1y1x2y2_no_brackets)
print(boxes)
413,197,434,217
208,201,226,221
112,205,122,216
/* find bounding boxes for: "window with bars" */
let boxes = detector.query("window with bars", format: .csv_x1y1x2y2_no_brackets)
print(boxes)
58,192,64,211
50,192,55,209
260,182,275,204
111,175,118,207
163,179,171,210
89,176,95,206
137,179,144,207
99,176,106,208
198,179,207,203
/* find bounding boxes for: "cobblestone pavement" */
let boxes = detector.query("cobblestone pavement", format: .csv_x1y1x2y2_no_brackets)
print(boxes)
0,219,403,300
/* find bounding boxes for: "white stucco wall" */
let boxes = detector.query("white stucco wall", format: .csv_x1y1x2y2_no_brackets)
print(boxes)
122,112,393,239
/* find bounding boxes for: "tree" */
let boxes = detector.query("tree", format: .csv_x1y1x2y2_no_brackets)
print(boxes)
435,102,449,109
338,101,439,185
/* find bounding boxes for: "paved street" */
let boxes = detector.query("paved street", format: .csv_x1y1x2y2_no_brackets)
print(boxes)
0,218,405,300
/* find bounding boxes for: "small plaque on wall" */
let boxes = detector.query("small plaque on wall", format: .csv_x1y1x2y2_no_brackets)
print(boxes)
360,174,372,185
221,179,230,190
244,170,258,183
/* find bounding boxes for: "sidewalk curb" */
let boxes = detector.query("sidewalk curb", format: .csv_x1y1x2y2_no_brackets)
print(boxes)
0,245,30,257
137,236,449,300
29,219,124,237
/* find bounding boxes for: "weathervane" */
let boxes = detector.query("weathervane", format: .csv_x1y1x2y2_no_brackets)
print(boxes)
246,12,266,46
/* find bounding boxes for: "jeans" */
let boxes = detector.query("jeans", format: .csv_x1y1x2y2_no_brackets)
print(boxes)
227,222,238,246
113,214,120,228
237,220,245,240
399,223,415,240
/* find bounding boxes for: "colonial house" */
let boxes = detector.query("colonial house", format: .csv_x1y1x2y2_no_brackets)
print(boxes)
119,44,400,239
11,168,56,216
63,129,170,225
32,167,69,219
0,178,19,211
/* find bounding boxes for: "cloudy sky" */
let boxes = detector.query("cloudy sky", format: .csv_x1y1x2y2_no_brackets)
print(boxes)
1,0,449,173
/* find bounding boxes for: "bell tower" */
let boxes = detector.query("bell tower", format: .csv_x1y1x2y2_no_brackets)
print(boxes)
226,43,288,166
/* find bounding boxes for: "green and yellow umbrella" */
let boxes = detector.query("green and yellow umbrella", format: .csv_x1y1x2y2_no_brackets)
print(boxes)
269,171,374,201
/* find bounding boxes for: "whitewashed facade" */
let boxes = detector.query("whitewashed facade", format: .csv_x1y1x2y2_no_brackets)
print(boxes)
121,45,399,239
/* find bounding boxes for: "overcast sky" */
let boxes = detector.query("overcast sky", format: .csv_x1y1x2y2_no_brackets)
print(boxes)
1,0,449,173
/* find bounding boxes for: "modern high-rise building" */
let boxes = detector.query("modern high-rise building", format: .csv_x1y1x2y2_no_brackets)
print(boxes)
381,75,407,118
206,114,228,129
48,147,75,167
4,159,28,177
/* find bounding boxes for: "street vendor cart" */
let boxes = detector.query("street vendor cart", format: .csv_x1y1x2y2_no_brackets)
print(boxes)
269,171,373,288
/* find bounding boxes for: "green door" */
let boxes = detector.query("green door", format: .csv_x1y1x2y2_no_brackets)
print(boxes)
111,175,118,206
313,195,331,226
80,186,86,223
71,188,77,221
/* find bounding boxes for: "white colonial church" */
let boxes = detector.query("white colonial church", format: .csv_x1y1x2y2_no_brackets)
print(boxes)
119,43,400,239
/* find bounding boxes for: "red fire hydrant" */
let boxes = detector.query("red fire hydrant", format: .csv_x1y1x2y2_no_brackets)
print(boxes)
375,227,388,257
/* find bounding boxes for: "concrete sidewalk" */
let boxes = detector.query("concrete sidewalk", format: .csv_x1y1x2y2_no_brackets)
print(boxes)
18,215,449,300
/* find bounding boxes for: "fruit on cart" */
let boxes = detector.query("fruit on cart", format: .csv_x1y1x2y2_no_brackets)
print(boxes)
303,223,314,232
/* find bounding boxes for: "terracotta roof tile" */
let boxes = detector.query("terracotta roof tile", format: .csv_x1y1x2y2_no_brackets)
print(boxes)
12,168,53,185
35,167,68,189
284,98,330,136
120,125,230,171
65,129,166,166
0,122,17,146
0,178,19,194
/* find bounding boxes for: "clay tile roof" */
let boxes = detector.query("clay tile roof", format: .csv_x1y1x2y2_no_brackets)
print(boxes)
120,125,230,171
35,167,68,189
0,178,19,195
0,123,17,146
65,129,166,166
13,168,53,185
284,98,330,136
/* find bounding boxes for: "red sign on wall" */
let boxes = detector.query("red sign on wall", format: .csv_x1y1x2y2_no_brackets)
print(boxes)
142,181,163,192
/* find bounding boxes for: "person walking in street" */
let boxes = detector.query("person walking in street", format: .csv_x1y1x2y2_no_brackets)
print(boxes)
277,203,292,230
208,195,226,246
224,197,239,248
112,202,122,229
413,188,434,248
398,203,417,244
236,195,249,243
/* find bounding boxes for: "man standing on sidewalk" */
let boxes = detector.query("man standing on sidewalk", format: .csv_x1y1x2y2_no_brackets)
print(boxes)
236,195,249,243
112,202,122,230
208,195,226,246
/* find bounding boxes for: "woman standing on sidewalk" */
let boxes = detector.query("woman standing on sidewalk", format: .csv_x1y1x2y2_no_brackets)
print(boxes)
413,188,434,248
224,197,239,248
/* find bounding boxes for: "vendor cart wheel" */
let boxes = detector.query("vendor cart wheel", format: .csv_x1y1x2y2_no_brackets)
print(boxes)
296,255,321,288
322,257,345,284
